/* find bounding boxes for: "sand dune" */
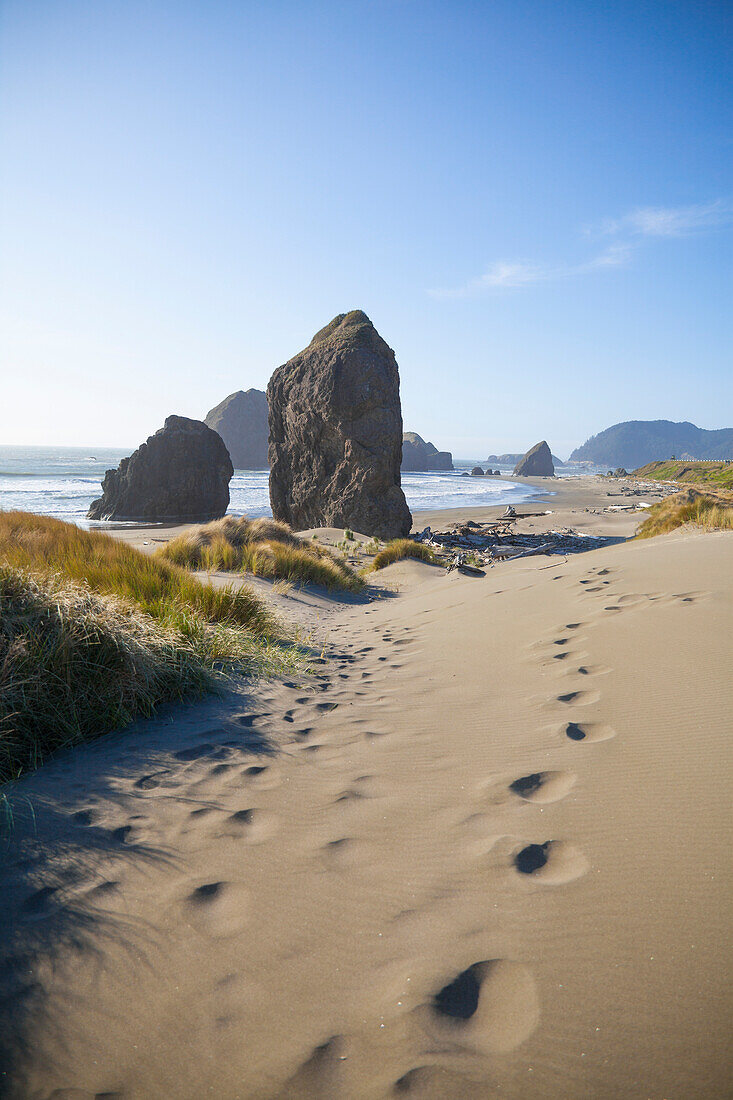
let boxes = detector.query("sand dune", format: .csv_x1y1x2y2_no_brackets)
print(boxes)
1,511,731,1098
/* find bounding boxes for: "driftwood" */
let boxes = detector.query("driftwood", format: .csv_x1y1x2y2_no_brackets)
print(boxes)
414,515,615,574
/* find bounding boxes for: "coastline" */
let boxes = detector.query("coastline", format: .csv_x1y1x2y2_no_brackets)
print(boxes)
1,475,731,1098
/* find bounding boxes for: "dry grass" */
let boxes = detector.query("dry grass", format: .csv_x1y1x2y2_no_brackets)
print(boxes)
0,567,218,781
636,489,733,538
0,513,315,779
0,511,275,637
158,516,365,593
365,539,438,572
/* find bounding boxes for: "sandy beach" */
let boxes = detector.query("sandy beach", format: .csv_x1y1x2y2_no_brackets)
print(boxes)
1,476,731,1099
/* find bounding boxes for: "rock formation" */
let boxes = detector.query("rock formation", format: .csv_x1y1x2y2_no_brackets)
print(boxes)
401,432,453,471
513,441,555,477
204,389,269,469
267,311,412,539
470,466,484,476
87,416,233,522
487,451,564,466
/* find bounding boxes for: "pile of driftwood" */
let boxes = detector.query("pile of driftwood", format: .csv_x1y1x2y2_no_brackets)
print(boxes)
412,509,612,575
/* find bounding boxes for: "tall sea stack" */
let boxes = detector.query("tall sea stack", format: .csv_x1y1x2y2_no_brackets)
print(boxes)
267,311,412,539
513,440,555,476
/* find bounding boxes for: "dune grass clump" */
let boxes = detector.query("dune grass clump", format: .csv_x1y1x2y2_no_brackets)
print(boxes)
365,539,438,572
158,516,365,593
0,511,275,637
0,567,220,781
636,489,733,538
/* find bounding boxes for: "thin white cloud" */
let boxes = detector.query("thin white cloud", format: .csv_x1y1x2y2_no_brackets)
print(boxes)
597,199,732,238
430,198,730,297
429,244,633,298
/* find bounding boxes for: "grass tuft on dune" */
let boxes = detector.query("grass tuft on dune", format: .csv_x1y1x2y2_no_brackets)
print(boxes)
636,489,733,538
0,510,275,637
0,567,219,781
365,539,437,572
158,515,365,593
0,513,314,779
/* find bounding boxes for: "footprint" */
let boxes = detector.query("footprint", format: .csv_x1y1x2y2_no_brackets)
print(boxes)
242,764,281,789
184,881,249,938
72,809,98,826
564,721,616,743
221,809,278,843
509,771,576,804
555,690,599,705
393,1066,490,1097
135,771,172,791
417,959,539,1054
277,1034,353,1098
576,664,611,677
513,841,588,884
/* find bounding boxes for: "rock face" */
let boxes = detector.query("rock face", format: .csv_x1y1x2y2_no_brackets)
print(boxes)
401,432,453,471
513,441,555,477
204,389,269,468
470,466,484,476
267,311,412,539
87,416,233,522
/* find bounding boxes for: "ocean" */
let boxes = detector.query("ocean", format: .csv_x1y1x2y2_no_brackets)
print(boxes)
0,445,600,526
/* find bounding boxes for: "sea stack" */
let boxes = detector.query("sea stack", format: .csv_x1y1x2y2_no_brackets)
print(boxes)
87,416,233,522
401,432,453,471
204,389,269,469
513,440,555,476
267,311,412,539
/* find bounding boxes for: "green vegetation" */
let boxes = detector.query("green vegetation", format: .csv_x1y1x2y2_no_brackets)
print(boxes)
0,511,275,637
0,512,311,780
634,460,733,491
157,515,365,593
365,538,438,572
636,489,733,538
0,567,218,781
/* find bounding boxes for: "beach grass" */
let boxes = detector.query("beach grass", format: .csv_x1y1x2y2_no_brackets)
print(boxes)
0,513,316,779
633,460,733,491
365,539,438,572
0,510,275,637
0,567,211,781
636,489,733,538
158,516,365,593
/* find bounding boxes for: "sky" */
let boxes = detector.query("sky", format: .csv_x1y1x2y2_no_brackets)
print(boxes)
0,0,730,459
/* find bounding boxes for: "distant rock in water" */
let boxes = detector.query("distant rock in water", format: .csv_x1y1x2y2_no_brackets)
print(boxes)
487,451,564,466
470,466,485,476
402,432,453,471
87,416,233,522
570,420,733,469
267,311,412,539
204,389,269,469
513,441,555,476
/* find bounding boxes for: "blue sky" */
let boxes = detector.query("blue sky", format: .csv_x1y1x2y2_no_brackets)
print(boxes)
1,0,730,458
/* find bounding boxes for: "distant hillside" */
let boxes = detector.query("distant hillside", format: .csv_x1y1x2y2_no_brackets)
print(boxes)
571,421,733,469
634,460,733,492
